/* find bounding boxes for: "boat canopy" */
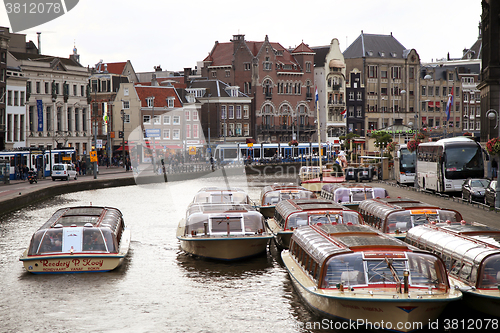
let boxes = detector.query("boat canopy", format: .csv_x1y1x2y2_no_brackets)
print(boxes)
184,203,265,236
260,184,316,205
321,183,388,203
358,198,462,233
406,224,500,289
27,206,124,255
274,199,363,229
192,187,251,204
290,224,449,289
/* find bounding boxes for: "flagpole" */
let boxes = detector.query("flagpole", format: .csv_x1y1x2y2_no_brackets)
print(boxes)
315,87,323,180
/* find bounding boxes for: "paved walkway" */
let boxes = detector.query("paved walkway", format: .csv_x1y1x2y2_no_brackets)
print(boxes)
0,166,134,204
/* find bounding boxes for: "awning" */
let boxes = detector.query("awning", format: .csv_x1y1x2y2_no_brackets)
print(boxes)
435,101,441,107
428,101,434,107
165,145,182,149
145,145,166,150
115,145,131,151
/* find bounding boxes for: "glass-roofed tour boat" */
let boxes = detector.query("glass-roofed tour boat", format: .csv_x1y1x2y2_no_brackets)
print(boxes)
282,224,462,332
358,197,463,239
257,183,317,219
320,183,389,210
191,187,252,205
406,222,500,317
266,198,364,249
176,202,272,261
20,206,131,274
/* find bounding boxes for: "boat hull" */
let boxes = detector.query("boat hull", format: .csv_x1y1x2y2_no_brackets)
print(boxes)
282,251,461,332
259,205,275,219
301,176,345,193
178,236,271,261
449,277,500,317
266,218,292,249
20,228,131,274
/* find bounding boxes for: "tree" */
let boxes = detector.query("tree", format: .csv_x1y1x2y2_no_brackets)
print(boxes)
371,132,393,158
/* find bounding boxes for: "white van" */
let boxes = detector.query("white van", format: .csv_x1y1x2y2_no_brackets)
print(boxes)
51,163,78,181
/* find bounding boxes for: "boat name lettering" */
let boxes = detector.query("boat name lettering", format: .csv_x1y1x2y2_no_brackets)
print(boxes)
362,306,383,312
71,259,104,267
340,303,360,310
40,260,70,268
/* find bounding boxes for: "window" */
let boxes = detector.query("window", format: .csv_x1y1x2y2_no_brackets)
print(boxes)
422,86,426,96
36,81,40,94
381,70,387,79
173,129,180,140
368,65,377,78
154,116,160,124
225,70,230,77
81,85,84,96
124,114,130,123
147,98,154,107
143,115,151,124
349,91,354,100
476,121,480,130
163,129,170,139
45,82,49,94
193,124,199,138
455,87,460,96
185,110,190,121
356,92,362,101
435,87,440,97
356,106,362,118
124,88,129,96
236,123,242,136
448,73,454,81
244,123,249,136
163,115,170,124
122,100,130,109
348,106,354,117
7,90,12,105
381,87,387,95
229,123,235,136
212,71,217,78
236,105,242,119
193,111,198,121
228,106,234,119
464,94,468,102
244,106,249,119
409,67,414,79
244,63,251,71
173,115,180,124
391,66,401,79
443,87,447,96
428,86,433,96
306,62,311,73
73,85,77,96
167,97,174,108
186,124,191,139
263,57,272,71
221,105,226,119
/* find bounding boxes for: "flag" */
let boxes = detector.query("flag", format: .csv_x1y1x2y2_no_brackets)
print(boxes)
446,87,454,122
315,87,318,105
341,109,347,119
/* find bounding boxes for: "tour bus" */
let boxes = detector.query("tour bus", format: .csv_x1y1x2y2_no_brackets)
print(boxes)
394,144,416,185
0,147,76,179
212,142,334,164
416,137,484,193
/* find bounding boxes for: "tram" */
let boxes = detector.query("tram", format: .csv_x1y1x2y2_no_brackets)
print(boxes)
212,142,334,164
406,223,500,317
0,147,76,179
394,144,416,185
416,137,484,193
357,197,463,239
282,224,462,332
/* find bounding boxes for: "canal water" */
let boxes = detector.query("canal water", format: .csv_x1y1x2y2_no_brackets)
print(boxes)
0,173,492,332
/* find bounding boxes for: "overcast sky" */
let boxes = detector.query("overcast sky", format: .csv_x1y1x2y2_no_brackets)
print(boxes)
1,0,482,73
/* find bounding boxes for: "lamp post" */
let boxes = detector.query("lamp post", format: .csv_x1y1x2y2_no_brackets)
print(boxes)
487,109,500,209
121,109,125,170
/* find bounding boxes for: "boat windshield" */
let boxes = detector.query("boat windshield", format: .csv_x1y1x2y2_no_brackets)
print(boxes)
321,252,448,289
478,254,500,289
28,227,116,255
185,213,264,236
287,211,361,229
386,210,461,233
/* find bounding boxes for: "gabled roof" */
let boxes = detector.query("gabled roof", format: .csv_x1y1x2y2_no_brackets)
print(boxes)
9,51,82,67
105,62,127,75
462,39,482,60
292,42,314,54
134,86,183,108
311,46,330,67
187,79,250,99
343,32,406,59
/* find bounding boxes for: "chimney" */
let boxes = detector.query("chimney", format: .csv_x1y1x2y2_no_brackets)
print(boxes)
184,68,192,85
151,73,158,86
154,65,162,72
37,32,41,54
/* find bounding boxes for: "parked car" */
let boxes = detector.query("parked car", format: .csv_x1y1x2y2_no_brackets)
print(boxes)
485,180,497,207
461,178,490,203
51,163,78,181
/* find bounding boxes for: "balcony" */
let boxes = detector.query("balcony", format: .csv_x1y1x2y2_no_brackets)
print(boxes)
265,93,272,100
306,92,313,101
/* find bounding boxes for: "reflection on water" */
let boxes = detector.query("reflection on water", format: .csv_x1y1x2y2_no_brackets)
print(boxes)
0,174,494,332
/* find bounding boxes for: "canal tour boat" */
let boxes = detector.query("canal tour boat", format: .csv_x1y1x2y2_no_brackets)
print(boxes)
406,223,500,317
191,187,252,205
20,206,131,274
257,183,317,219
266,198,364,249
320,183,389,210
176,203,272,261
358,197,463,239
282,224,462,332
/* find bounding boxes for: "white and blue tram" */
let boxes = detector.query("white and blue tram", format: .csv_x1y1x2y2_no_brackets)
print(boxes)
212,142,335,163
0,147,76,179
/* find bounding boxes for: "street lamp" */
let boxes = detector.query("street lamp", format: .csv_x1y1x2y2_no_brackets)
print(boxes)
120,108,125,170
487,109,499,138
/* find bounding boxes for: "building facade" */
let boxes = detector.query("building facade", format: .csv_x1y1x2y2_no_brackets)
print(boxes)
201,34,316,143
5,65,27,148
345,69,365,136
312,38,346,143
0,29,8,150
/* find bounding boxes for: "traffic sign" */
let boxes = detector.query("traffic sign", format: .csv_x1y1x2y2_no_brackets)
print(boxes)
189,146,196,155
145,129,161,138
90,151,98,163
96,139,102,149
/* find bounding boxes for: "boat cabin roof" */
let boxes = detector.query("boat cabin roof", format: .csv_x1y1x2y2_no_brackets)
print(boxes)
38,206,123,231
358,197,462,221
292,224,411,268
261,183,308,195
186,203,257,217
192,187,251,204
275,199,346,218
406,223,500,268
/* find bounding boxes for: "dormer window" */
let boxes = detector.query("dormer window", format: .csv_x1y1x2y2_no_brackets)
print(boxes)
226,86,239,97
167,97,175,108
147,97,154,107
